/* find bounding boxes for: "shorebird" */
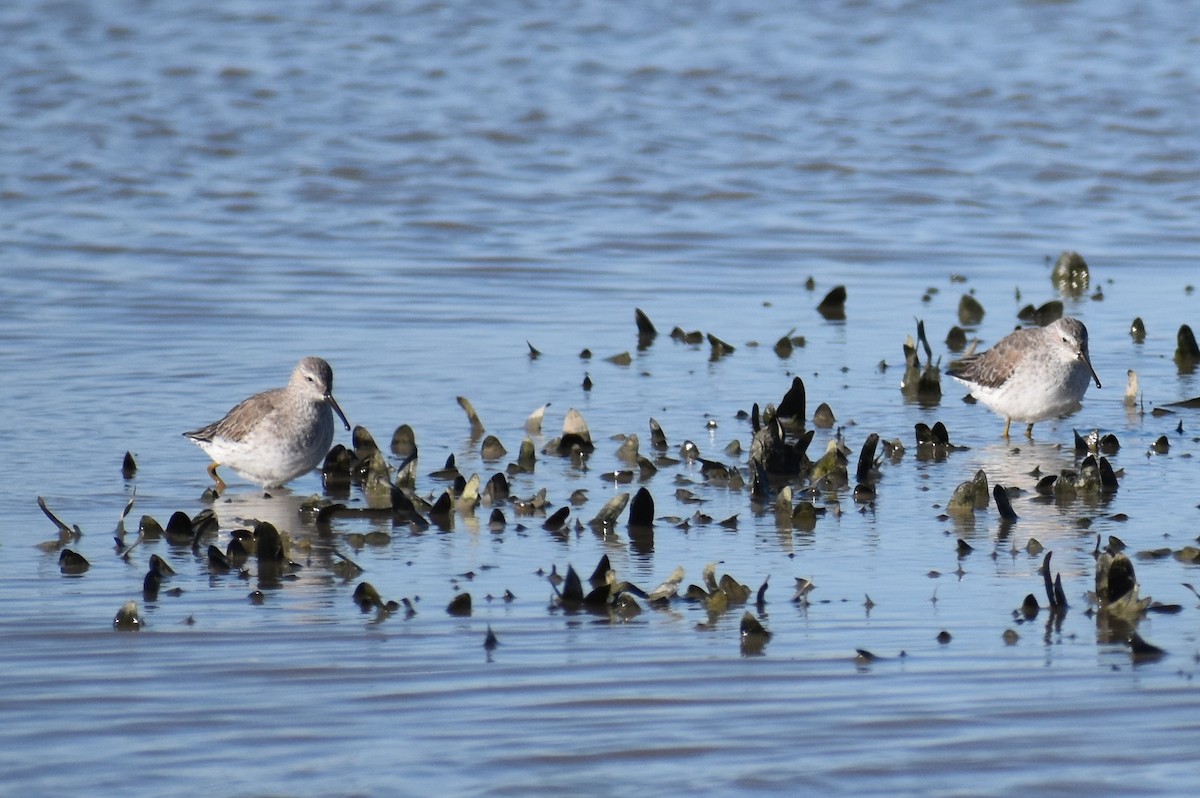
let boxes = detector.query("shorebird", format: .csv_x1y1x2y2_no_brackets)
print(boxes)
184,356,350,490
946,317,1101,438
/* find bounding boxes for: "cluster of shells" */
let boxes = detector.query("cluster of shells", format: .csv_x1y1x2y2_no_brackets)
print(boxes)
42,260,1200,660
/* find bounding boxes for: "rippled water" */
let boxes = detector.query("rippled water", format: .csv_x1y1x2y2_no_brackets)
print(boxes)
4,1,1200,795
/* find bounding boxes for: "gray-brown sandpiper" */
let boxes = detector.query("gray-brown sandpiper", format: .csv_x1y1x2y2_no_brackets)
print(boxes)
946,317,1101,438
184,356,351,490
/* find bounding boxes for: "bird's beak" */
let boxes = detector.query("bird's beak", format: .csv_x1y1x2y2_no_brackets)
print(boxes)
328,395,352,431
1082,352,1102,389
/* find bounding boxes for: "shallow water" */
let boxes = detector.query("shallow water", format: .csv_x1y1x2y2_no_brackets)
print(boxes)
4,1,1200,795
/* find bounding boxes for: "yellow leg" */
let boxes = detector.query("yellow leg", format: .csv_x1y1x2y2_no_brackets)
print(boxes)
207,462,227,493
1002,418,1011,438
1025,422,1035,438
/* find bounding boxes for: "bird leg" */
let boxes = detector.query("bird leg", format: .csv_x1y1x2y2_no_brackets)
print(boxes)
1002,417,1012,438
1025,422,1035,438
207,462,227,493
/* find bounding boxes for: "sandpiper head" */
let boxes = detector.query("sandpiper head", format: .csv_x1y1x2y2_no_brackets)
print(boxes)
1053,317,1102,389
293,356,352,430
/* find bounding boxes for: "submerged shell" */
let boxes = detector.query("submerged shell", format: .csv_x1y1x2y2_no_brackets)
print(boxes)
646,566,685,602
480,435,506,461
390,424,417,456
648,418,668,450
707,333,735,357
740,611,771,639
519,405,546,436
254,521,286,563
776,376,807,421
58,549,90,575
993,484,1018,521
456,396,485,433
589,493,630,527
137,515,164,541
971,469,989,509
817,285,847,320
446,592,472,617
957,294,985,326
352,425,380,458
1051,250,1089,296
113,600,142,631
628,487,655,527
946,481,977,517
1096,552,1151,619
635,307,658,339
812,402,836,428
148,553,175,576
561,408,594,448
352,581,384,611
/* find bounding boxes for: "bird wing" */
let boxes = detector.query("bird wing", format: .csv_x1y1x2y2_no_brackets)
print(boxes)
183,388,283,443
946,328,1035,389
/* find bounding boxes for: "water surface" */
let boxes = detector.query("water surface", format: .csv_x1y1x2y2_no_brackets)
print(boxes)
3,1,1200,796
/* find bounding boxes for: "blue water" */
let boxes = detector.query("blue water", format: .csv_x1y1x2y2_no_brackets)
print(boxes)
3,1,1200,795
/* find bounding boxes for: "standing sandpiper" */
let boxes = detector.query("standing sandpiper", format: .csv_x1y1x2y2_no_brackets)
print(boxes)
184,356,351,490
946,317,1101,438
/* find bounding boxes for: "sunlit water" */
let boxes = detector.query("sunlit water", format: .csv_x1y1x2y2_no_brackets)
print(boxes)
4,1,1200,795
